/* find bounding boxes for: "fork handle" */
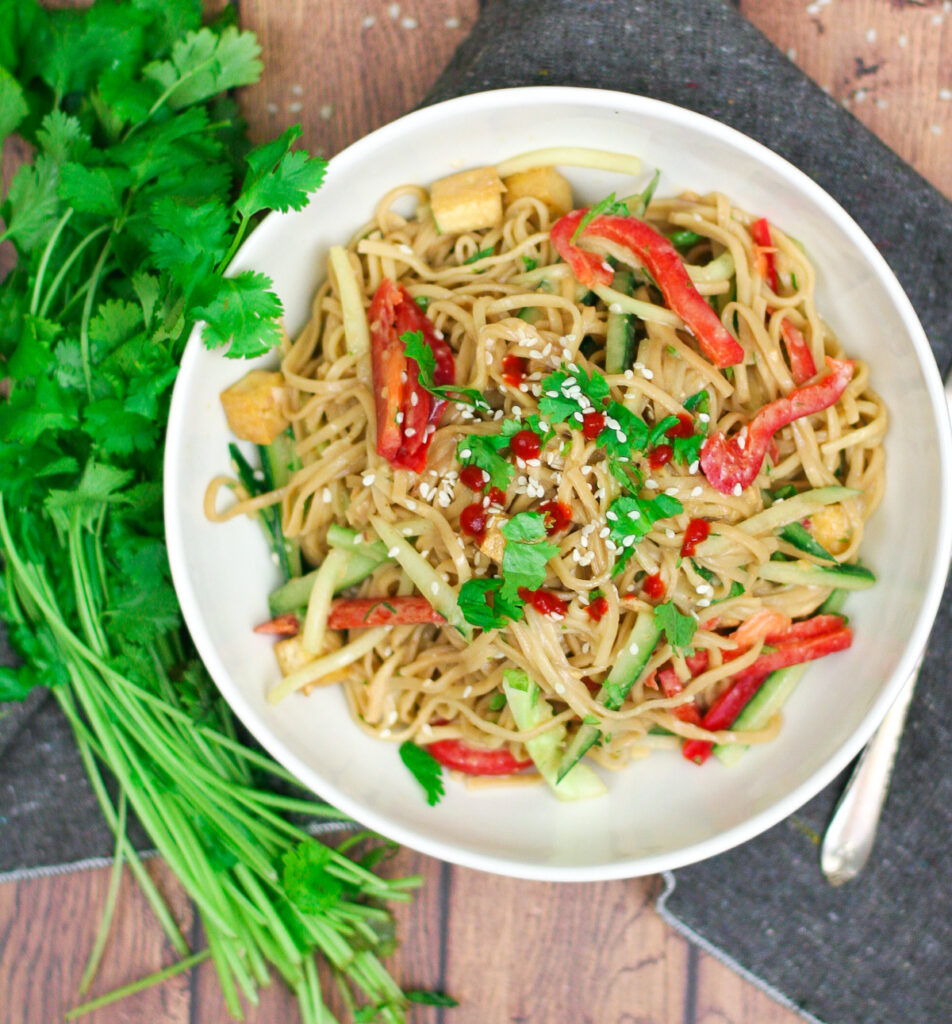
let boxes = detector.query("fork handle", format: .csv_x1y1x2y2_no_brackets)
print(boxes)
820,653,923,885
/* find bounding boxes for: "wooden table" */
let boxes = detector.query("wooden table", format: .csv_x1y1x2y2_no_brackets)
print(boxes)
2,2,950,1021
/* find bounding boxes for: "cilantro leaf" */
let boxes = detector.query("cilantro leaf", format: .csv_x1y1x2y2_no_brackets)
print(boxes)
143,26,262,110
58,162,130,218
194,270,284,358
500,512,559,599
683,389,710,414
463,245,494,266
235,124,328,219
521,255,538,272
606,492,683,570
598,401,649,456
648,415,679,447
669,229,703,251
0,65,27,143
281,840,344,913
571,191,630,242
653,600,698,654
401,330,487,409
672,431,705,467
399,741,444,806
459,578,524,630
539,363,610,426
456,435,514,490
2,154,62,252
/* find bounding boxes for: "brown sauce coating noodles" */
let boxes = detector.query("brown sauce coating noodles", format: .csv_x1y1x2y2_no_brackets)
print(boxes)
208,178,886,776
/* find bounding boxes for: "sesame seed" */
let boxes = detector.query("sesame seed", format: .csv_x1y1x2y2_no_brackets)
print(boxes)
462,685,472,698
430,582,440,595
609,303,623,314
627,510,641,521
697,598,711,608
362,473,375,486
387,547,400,558
555,682,566,694
405,427,416,437
665,528,675,538
406,500,417,510
599,526,611,539
629,642,640,655
322,488,332,503
691,485,703,497
460,449,472,459
421,723,433,736
698,413,710,423
732,483,743,496
689,460,700,474
388,710,398,724
641,367,654,380
410,392,419,407
645,479,659,490
665,487,679,496
380,728,392,738
395,411,404,424
606,510,618,521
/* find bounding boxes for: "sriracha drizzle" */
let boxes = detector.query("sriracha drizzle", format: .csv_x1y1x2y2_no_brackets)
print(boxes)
643,572,666,601
680,518,711,558
460,465,488,492
517,587,567,619
539,500,572,535
509,429,541,462
460,503,488,544
501,354,529,388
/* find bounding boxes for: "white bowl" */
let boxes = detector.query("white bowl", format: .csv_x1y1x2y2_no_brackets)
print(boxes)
165,87,952,881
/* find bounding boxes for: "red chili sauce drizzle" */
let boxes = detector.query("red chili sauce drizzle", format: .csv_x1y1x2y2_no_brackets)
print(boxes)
539,500,572,536
460,503,489,544
586,595,609,622
648,444,673,470
486,486,507,507
581,410,605,440
509,429,541,462
680,518,711,558
460,465,488,492
642,572,666,601
666,413,695,439
517,587,567,619
501,353,529,388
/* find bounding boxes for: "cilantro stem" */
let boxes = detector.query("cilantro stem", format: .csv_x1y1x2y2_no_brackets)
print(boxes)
218,213,250,273
79,234,115,397
36,223,110,319
78,789,126,994
29,208,74,316
65,948,213,1021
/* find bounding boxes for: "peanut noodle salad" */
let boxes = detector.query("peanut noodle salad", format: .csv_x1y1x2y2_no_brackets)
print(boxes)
206,148,886,802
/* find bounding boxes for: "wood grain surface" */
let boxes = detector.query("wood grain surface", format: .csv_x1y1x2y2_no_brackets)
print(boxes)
2,2,950,1023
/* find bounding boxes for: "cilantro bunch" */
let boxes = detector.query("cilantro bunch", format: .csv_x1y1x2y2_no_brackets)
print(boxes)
0,3,422,1021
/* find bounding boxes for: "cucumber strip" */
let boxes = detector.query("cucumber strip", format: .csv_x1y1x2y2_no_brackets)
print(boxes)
605,268,636,373
757,560,876,590
326,519,429,560
817,588,848,615
267,552,382,617
230,443,295,581
502,670,607,801
301,548,349,655
737,486,859,536
778,522,837,562
267,628,390,705
591,283,682,328
261,431,302,577
686,250,735,283
328,245,370,357
556,610,661,781
713,664,808,766
369,515,472,641
495,147,641,178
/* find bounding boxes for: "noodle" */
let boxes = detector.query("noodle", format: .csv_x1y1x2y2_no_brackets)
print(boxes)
208,160,886,787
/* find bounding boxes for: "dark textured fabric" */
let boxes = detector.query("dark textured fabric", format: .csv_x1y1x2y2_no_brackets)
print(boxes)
1,0,950,1019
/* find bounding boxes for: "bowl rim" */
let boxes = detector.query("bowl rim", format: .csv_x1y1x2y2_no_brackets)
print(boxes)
165,85,952,881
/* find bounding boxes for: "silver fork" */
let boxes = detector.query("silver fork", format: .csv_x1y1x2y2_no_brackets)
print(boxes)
820,369,952,885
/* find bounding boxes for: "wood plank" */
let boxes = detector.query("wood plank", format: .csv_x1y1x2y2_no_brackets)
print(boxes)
236,0,480,157
442,871,691,1023
695,951,804,1024
0,859,194,1024
741,0,952,198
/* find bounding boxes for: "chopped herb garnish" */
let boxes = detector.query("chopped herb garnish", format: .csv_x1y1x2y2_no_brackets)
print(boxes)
521,255,538,272
414,295,430,311
398,741,444,806
632,168,661,216
653,600,698,654
539,363,611,425
459,578,524,629
771,484,798,501
672,431,705,467
487,693,507,711
499,512,560,599
571,191,630,241
683,389,710,414
582,714,600,726
598,401,650,456
669,229,703,251
463,245,494,266
606,492,683,571
401,330,488,410
456,434,515,490
648,414,680,447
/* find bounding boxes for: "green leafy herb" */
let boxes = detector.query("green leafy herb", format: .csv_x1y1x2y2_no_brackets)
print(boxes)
414,295,429,311
631,168,661,216
571,191,630,241
539,363,611,425
463,245,494,265
654,600,698,653
401,330,488,409
598,401,650,456
458,577,525,630
500,512,560,599
672,431,705,467
398,741,445,806
606,492,683,570
648,414,679,447
683,389,710,414
521,255,538,272
281,840,344,913
488,693,507,711
456,434,515,491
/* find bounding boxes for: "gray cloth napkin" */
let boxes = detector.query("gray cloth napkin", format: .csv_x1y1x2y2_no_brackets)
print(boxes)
2,2,951,1021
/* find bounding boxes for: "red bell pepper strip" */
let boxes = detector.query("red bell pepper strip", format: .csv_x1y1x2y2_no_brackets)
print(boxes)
743,626,852,678
550,209,745,368
779,319,818,385
327,596,446,630
700,356,854,493
673,702,702,726
682,668,771,765
427,739,532,776
368,279,456,473
254,612,300,636
764,614,846,645
655,650,711,696
751,217,779,293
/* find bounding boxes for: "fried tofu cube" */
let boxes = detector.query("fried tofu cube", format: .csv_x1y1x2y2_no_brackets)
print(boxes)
274,635,314,677
502,166,574,217
220,369,290,445
810,504,853,556
479,526,506,563
430,166,506,234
